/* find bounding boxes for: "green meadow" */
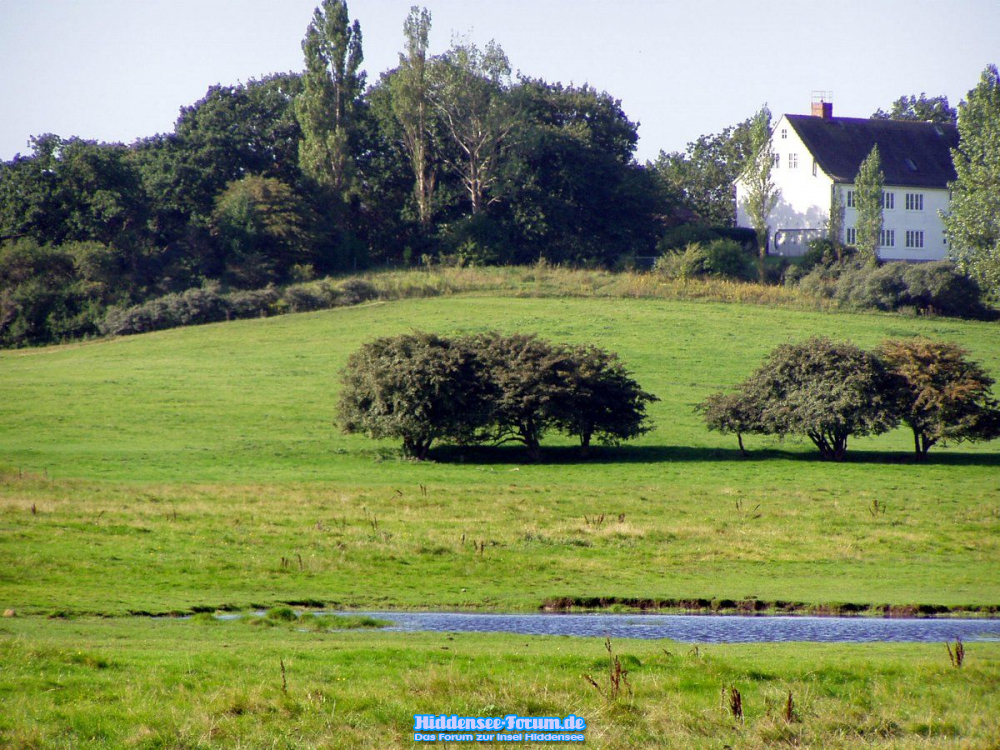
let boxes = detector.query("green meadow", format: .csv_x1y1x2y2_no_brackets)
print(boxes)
2,290,999,745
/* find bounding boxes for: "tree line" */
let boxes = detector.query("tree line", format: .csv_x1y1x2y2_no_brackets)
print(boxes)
0,1,669,347
337,332,657,460
2,0,998,349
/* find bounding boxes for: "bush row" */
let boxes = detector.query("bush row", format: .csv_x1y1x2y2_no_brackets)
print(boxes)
792,258,987,318
99,279,379,337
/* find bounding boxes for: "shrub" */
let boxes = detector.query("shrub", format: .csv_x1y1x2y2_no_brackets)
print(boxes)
657,225,756,253
835,262,908,311
655,240,753,281
336,279,378,305
337,332,494,459
225,287,279,318
902,261,984,317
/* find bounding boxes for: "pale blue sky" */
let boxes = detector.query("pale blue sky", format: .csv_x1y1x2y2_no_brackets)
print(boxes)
1,0,997,163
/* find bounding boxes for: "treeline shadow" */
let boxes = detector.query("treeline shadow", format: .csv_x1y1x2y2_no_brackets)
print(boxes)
426,443,1000,467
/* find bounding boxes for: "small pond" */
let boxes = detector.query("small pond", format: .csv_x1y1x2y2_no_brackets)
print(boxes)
315,611,1000,643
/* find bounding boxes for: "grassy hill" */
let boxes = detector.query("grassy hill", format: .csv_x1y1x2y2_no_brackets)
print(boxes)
2,293,999,747
1,295,998,614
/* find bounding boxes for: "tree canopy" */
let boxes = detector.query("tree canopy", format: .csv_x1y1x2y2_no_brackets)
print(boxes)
699,337,899,460
879,338,1000,457
872,93,957,125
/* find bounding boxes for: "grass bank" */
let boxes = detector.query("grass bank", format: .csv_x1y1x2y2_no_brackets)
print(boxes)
0,616,997,748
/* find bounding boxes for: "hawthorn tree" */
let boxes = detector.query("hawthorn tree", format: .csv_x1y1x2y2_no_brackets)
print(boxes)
696,390,765,456
879,338,1000,458
557,345,658,454
336,332,492,459
700,337,899,460
467,331,573,460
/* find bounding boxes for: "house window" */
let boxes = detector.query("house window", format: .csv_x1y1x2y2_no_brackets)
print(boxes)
846,190,855,208
881,191,894,210
905,193,924,211
788,153,798,169
880,229,895,247
812,160,818,176
846,228,856,245
905,230,925,249
773,153,780,167
781,128,788,139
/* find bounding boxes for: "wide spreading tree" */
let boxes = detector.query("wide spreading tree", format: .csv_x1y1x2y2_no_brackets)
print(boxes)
699,337,899,460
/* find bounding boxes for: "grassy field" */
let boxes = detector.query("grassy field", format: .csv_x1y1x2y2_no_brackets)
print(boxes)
1,616,998,748
2,292,999,745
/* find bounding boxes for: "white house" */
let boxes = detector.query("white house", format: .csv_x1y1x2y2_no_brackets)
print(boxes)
735,99,958,260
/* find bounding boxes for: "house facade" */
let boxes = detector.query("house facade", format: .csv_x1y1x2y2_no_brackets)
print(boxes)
735,100,958,260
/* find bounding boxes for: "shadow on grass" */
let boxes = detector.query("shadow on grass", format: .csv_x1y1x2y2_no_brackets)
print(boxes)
426,443,1000,467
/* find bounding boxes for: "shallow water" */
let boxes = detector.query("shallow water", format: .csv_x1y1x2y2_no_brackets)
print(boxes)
318,611,1000,643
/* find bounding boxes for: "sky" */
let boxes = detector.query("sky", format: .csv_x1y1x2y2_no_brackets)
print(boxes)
1,0,998,164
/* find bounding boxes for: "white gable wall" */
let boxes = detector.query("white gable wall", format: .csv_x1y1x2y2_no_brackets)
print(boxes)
737,115,833,256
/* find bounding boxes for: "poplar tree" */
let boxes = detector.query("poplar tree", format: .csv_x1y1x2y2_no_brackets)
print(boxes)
828,185,846,260
945,64,1000,299
296,0,364,198
854,145,884,266
389,7,437,229
743,105,778,282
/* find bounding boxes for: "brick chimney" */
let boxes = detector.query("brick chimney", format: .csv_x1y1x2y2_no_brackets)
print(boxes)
811,91,833,119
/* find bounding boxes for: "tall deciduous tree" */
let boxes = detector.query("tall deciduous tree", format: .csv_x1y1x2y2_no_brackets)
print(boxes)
945,64,1000,300
872,93,957,125
430,40,516,215
651,117,752,227
742,106,778,282
879,338,1000,458
389,7,437,229
296,0,364,198
854,145,884,266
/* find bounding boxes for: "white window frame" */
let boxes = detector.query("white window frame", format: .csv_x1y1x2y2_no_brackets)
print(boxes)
788,153,798,169
846,190,855,208
880,229,895,247
846,227,856,245
781,128,788,139
882,191,895,210
905,193,924,211
905,230,925,249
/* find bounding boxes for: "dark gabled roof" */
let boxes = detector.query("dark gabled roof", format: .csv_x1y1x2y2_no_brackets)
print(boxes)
785,115,959,188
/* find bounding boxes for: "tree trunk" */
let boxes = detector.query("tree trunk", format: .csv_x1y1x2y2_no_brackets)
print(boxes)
737,432,746,457
579,432,591,458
